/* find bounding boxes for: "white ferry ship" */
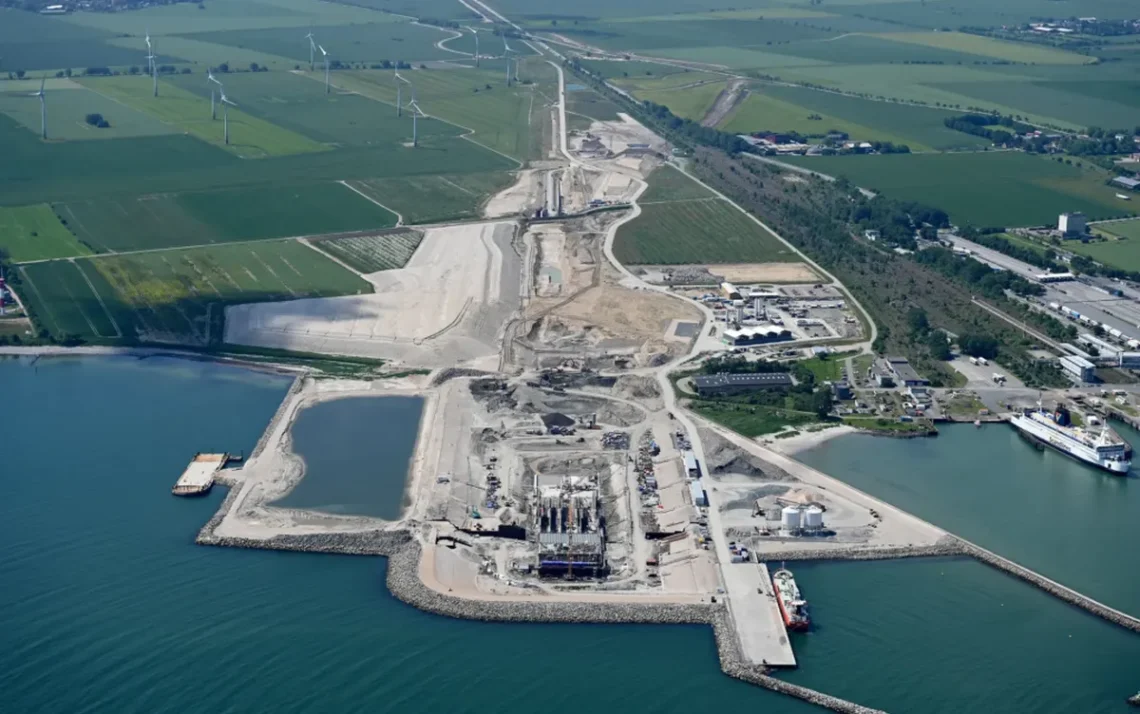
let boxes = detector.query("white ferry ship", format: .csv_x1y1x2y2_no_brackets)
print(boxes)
1009,404,1131,474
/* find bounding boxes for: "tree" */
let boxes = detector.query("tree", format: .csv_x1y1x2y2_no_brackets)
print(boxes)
84,113,110,128
907,307,930,335
959,333,999,359
16,69,25,79
812,389,834,420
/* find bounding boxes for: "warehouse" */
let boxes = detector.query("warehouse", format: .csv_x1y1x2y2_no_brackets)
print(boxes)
1059,354,1096,382
877,356,929,387
693,372,793,397
721,325,793,346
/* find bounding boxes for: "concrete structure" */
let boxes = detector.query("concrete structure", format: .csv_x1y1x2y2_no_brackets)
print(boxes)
1059,354,1096,382
172,453,227,496
533,471,606,577
721,326,793,346
693,372,793,397
1058,212,1087,237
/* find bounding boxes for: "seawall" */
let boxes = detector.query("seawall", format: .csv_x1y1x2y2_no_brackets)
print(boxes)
762,542,965,562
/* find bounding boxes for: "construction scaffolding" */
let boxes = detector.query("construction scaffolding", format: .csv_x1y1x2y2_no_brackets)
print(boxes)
532,471,606,577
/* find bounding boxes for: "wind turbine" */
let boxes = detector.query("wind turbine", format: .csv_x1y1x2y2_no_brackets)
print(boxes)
305,32,316,72
395,70,411,117
145,30,157,97
467,27,479,67
145,29,153,75
220,89,236,145
503,35,512,86
207,70,222,120
318,44,329,94
31,77,45,140
408,99,424,148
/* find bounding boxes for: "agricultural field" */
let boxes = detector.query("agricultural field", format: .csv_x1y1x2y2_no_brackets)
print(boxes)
19,240,371,344
346,172,515,224
783,152,1131,228
54,182,398,254
873,32,1095,65
0,81,173,142
310,230,424,273
0,205,91,263
614,195,795,265
337,64,548,161
639,165,718,203
82,75,327,158
720,84,989,151
61,0,399,35
1066,239,1140,274
625,78,726,122
578,60,689,79
566,86,624,124
0,8,179,73
186,21,475,66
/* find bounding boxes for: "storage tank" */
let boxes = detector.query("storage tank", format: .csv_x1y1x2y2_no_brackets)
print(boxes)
781,506,802,531
803,506,824,530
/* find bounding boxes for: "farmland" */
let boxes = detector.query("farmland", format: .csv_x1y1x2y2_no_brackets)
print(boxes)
872,32,1094,65
339,64,551,161
310,230,424,273
782,153,1130,228
54,182,398,254
720,84,989,151
614,195,795,265
0,82,173,142
0,205,91,263
346,172,515,224
627,79,725,122
640,165,719,203
83,76,327,158
19,240,370,344
61,0,398,35
187,21,475,66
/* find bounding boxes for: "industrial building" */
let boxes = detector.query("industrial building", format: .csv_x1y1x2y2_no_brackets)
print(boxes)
1058,212,1088,237
689,480,708,508
532,472,606,577
682,450,700,477
1119,352,1140,369
1059,354,1096,382
693,372,793,397
1113,176,1140,192
721,282,742,300
875,356,929,387
721,325,793,346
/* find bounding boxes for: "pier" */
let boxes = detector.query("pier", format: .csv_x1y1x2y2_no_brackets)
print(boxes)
172,453,228,496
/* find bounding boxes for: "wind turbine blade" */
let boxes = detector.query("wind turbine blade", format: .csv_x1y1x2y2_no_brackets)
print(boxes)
318,44,327,55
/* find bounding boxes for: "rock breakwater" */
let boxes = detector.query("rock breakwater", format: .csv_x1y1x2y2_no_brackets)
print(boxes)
764,542,966,562
955,538,1140,634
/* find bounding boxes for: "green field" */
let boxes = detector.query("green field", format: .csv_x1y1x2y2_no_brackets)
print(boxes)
1097,219,1140,241
187,21,475,66
0,8,180,72
19,240,371,343
54,182,397,253
640,165,718,203
783,153,1130,227
721,84,989,152
874,32,1094,65
691,401,819,437
0,205,91,262
82,75,327,159
347,172,515,224
310,230,424,273
338,66,546,161
0,83,174,142
615,196,794,265
630,80,725,122
61,0,396,35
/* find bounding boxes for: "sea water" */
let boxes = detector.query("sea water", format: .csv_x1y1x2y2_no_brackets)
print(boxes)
3,357,1139,714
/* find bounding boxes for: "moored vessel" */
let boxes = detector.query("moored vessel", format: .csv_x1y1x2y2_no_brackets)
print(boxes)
1009,404,1130,474
771,565,810,631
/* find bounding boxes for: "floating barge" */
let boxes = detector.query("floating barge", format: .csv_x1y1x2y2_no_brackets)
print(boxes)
172,453,229,496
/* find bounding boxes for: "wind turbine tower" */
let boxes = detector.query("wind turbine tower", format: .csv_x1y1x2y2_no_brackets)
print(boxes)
220,90,236,145
145,30,153,76
409,100,424,148
306,32,316,72
395,71,412,117
503,36,512,86
319,44,330,94
468,27,479,67
145,31,158,97
208,70,222,120
32,78,46,140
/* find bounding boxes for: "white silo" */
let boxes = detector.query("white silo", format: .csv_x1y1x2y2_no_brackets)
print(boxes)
804,506,824,530
781,506,802,531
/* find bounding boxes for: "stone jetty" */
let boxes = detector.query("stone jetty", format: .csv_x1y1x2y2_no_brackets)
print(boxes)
764,542,966,562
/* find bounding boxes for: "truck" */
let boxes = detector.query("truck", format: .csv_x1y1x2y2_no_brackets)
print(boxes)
969,356,979,365
992,373,1006,385
977,357,988,366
